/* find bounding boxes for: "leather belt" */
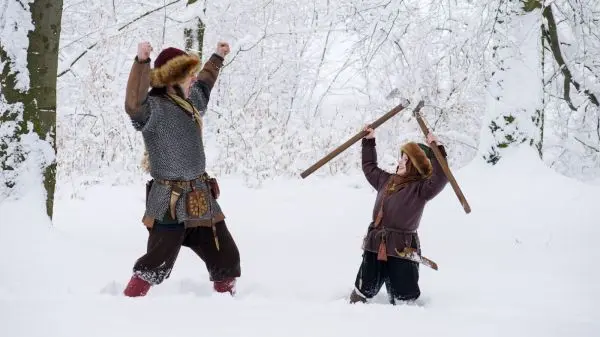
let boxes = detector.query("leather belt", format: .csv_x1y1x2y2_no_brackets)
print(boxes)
155,174,209,220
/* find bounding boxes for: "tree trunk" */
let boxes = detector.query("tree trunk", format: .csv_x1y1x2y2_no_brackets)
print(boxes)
184,17,205,60
0,0,63,219
29,0,63,218
539,4,599,109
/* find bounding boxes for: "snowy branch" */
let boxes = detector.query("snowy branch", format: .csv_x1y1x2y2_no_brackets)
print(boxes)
574,136,600,152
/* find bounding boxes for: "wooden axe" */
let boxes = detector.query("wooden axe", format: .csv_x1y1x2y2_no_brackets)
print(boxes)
413,102,471,214
300,98,411,179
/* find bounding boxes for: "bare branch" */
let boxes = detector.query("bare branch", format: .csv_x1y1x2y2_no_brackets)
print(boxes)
118,0,181,32
574,136,600,152
307,22,333,102
15,0,26,10
57,42,99,78
58,0,182,78
162,0,167,46
365,9,400,67
393,40,410,67
597,115,600,144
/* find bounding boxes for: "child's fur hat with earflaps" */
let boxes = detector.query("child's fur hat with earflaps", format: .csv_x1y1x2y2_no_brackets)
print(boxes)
400,142,434,178
149,47,201,88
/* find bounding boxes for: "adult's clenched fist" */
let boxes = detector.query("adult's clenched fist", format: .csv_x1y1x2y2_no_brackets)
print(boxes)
137,41,153,61
216,41,230,58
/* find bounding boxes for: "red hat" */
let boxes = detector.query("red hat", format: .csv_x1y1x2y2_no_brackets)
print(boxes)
150,47,201,88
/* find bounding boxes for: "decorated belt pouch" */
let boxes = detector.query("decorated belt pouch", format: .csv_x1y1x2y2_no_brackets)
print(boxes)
186,185,208,218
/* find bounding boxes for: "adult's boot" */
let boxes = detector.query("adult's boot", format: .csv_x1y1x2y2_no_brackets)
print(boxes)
123,274,151,297
213,277,236,296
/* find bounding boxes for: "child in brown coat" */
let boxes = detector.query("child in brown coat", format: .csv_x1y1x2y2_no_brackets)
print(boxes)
350,127,448,305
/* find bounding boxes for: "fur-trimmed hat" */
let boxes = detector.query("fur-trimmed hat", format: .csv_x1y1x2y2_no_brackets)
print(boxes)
400,142,433,177
150,47,201,88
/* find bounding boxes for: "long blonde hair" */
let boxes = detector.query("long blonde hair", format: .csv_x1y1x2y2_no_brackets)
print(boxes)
141,150,151,173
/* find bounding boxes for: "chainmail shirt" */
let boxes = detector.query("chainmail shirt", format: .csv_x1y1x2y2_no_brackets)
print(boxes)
129,83,223,223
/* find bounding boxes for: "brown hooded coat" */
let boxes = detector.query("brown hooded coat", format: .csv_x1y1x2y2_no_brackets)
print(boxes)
360,137,448,259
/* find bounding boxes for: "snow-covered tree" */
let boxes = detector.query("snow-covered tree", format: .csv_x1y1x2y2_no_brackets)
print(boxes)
479,0,545,165
1,0,63,217
480,0,600,180
535,0,600,180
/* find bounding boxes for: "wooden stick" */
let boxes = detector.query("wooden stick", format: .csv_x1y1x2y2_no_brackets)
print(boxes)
300,99,411,179
413,108,471,214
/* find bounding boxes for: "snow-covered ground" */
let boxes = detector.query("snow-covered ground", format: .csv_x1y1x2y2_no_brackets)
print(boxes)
1,146,599,337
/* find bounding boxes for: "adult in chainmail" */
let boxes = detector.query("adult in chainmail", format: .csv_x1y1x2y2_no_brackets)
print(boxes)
122,41,241,297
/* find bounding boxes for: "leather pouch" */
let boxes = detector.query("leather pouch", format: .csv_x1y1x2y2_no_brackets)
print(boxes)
186,188,208,218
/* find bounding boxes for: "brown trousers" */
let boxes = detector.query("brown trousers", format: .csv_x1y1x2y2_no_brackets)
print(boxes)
132,219,241,285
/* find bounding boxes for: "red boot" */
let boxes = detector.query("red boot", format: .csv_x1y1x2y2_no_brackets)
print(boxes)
213,278,236,296
123,274,151,297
